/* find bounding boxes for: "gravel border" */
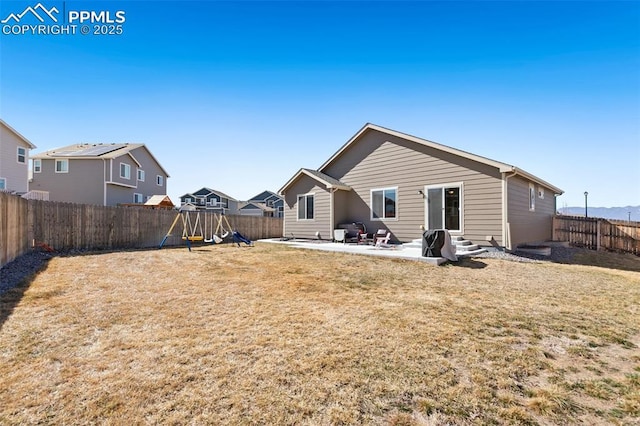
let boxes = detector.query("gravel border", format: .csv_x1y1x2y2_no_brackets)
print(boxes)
474,246,577,263
0,251,54,296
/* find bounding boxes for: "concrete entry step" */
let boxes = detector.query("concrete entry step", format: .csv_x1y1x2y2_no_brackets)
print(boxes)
457,244,480,252
402,236,486,256
457,247,488,257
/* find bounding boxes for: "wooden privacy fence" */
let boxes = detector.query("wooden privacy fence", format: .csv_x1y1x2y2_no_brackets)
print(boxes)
553,215,640,255
0,192,30,269
0,192,283,268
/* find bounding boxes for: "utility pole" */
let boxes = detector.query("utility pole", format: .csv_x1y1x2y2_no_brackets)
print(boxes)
584,192,588,218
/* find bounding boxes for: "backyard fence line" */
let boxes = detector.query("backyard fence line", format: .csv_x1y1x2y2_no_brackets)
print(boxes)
553,215,640,255
0,192,283,268
0,192,30,269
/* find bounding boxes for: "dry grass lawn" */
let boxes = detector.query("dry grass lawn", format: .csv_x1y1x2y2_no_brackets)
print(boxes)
1,243,639,425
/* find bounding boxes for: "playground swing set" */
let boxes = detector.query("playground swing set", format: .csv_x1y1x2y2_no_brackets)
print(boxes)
159,211,253,251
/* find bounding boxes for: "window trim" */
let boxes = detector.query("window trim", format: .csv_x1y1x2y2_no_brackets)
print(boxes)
156,175,164,186
0,177,6,190
17,147,26,164
120,162,131,180
538,186,544,200
370,186,398,221
33,159,41,173
137,169,145,182
55,159,69,173
529,183,536,211
297,192,315,221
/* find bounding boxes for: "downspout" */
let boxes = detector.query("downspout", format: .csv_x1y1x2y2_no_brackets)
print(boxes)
103,159,108,206
281,192,286,238
502,170,517,251
329,187,336,240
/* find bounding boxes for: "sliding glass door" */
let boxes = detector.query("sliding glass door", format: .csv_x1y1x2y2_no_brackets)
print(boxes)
425,184,462,232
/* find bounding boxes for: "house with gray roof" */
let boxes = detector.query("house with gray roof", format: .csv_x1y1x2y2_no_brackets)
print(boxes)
179,187,238,214
238,201,276,217
238,190,284,217
279,123,563,250
30,143,170,206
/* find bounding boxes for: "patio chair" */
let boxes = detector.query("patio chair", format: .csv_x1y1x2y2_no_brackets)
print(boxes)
374,231,391,248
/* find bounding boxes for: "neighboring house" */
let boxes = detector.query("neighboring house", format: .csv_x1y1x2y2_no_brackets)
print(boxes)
179,187,238,214
238,201,276,217
238,190,284,217
279,123,563,250
0,119,37,194
30,143,170,206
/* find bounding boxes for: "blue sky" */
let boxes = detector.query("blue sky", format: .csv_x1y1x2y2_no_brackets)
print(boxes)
1,0,639,208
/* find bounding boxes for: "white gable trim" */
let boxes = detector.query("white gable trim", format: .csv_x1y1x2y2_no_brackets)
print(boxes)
126,152,142,167
0,119,37,149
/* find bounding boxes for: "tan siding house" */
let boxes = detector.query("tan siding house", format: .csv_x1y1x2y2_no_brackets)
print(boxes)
281,171,339,240
30,143,169,206
279,123,563,250
0,120,36,194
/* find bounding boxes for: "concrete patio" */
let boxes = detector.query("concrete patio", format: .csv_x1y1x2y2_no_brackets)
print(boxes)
259,238,486,265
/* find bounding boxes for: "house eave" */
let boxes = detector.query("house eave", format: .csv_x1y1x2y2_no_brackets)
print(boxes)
504,166,564,195
0,119,37,149
318,123,562,195
127,152,142,168
279,168,351,194
318,123,513,173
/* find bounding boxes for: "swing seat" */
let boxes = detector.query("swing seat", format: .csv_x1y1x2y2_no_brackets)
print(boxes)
182,236,204,241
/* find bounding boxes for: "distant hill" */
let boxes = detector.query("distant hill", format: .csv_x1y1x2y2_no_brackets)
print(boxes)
557,205,640,222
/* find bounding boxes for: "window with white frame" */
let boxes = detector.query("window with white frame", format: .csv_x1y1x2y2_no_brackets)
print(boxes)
529,183,536,211
297,193,314,220
133,193,144,203
17,147,26,164
538,186,544,199
137,169,145,182
0,178,6,190
120,163,131,179
371,187,397,219
55,159,69,173
33,159,41,173
157,175,164,186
